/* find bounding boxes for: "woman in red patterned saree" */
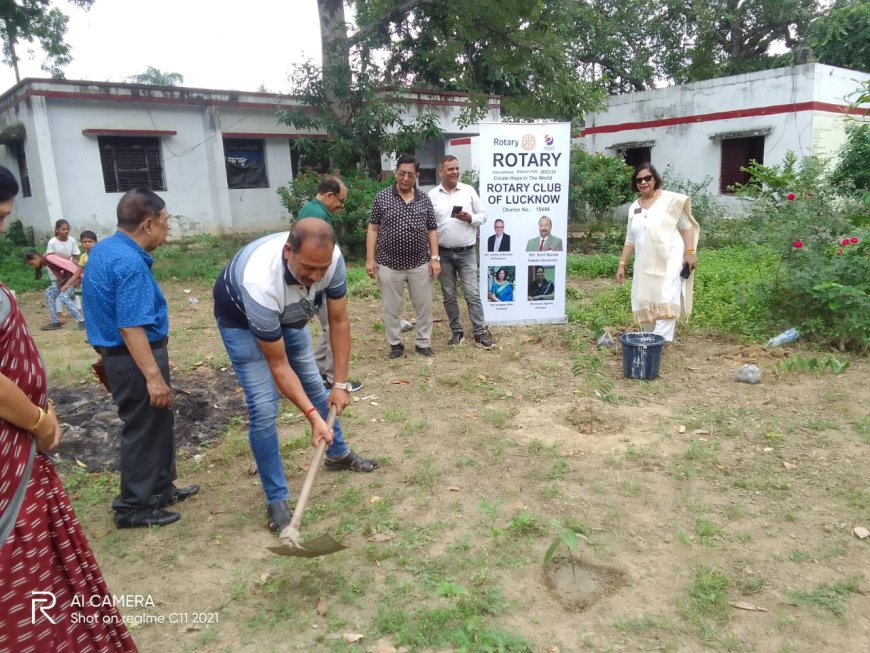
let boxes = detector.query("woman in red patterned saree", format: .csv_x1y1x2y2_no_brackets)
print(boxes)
0,167,137,652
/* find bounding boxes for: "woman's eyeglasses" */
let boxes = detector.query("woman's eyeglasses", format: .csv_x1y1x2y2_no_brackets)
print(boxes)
635,175,654,184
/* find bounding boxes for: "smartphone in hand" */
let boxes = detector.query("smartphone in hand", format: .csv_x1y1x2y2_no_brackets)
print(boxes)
680,263,692,279
451,205,463,216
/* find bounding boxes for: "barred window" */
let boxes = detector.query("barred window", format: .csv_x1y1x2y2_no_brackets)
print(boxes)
224,139,269,189
98,136,166,193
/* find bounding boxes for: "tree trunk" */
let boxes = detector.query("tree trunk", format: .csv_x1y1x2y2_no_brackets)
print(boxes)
4,19,20,83
317,0,351,125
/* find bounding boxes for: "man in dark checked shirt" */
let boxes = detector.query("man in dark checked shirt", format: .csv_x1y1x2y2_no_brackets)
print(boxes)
366,154,441,359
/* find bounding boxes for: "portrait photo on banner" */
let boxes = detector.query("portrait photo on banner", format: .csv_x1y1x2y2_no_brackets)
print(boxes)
527,265,556,301
487,266,515,303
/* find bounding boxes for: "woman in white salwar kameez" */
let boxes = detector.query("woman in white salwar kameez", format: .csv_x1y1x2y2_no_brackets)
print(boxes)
616,164,700,342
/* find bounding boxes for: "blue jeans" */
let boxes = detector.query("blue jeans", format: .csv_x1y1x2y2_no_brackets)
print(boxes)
217,321,350,505
45,284,83,323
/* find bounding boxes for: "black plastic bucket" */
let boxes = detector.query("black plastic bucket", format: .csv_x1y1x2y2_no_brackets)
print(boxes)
619,332,665,380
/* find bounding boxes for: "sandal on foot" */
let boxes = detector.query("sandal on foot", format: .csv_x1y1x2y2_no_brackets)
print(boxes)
324,450,380,473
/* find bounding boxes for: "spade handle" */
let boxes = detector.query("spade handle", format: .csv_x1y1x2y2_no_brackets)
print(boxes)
287,406,336,533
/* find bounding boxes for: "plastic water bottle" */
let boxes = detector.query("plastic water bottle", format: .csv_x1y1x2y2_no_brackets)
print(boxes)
765,328,799,348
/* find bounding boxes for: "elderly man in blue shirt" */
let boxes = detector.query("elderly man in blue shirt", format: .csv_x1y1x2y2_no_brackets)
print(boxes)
83,188,199,529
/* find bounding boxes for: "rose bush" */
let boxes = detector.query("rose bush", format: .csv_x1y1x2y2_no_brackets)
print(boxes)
736,153,869,350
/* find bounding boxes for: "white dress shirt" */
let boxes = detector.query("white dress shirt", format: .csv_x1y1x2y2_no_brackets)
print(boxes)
428,182,486,248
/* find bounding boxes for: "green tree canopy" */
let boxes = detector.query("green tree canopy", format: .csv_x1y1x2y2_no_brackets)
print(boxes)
0,0,94,82
807,0,870,73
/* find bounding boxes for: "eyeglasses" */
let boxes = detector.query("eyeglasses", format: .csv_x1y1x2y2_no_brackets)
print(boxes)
396,170,417,179
635,175,654,184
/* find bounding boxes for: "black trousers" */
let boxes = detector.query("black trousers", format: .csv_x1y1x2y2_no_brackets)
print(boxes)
104,346,177,514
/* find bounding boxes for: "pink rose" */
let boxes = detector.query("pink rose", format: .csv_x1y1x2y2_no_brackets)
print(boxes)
787,192,796,201
793,240,804,249
850,237,859,244
841,238,850,246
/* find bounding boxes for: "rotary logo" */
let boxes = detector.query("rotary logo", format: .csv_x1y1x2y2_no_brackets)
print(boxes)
520,134,536,151
544,134,554,146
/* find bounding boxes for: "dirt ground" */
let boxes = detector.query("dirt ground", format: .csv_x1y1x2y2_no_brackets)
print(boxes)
19,278,870,653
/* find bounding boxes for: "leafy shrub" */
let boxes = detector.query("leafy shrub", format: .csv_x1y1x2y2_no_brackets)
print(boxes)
460,168,479,194
732,152,869,349
568,146,633,223
661,171,728,224
277,169,391,258
2,219,34,246
831,122,870,193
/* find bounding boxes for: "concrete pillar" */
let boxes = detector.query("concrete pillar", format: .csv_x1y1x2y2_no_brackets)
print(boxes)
29,96,64,232
202,105,234,232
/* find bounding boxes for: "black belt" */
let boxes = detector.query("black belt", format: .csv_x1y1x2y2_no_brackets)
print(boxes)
440,245,475,253
97,338,168,357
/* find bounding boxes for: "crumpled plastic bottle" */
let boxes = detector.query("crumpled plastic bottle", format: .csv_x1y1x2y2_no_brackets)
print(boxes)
765,328,799,348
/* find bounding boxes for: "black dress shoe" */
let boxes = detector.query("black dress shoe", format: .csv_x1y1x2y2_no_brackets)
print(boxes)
160,484,200,507
114,508,181,529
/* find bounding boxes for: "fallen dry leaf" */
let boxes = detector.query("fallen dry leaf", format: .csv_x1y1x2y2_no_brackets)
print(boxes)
367,532,395,542
316,596,327,616
343,633,364,644
392,380,411,385
370,495,383,503
677,424,687,434
448,486,461,492
477,374,487,381
782,460,797,470
729,601,768,612
853,526,869,540
75,458,87,468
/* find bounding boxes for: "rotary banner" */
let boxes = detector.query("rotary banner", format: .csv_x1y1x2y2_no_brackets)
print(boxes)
478,122,570,325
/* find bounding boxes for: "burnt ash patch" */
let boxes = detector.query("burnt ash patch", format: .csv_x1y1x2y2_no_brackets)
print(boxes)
49,369,246,472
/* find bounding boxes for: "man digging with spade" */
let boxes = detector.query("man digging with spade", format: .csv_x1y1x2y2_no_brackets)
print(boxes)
213,218,379,534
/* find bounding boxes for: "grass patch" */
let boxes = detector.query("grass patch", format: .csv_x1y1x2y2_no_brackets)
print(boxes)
790,577,861,617
694,518,724,546
372,584,530,652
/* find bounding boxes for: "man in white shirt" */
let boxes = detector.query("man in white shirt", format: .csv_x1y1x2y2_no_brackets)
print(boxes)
428,155,492,348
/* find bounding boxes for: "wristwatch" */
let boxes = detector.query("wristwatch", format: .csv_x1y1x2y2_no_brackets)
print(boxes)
431,255,441,261
332,381,350,391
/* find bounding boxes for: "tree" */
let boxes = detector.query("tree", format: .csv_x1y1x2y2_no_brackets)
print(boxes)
127,66,184,86
350,1,606,121
807,0,870,73
659,0,818,83
0,0,94,82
